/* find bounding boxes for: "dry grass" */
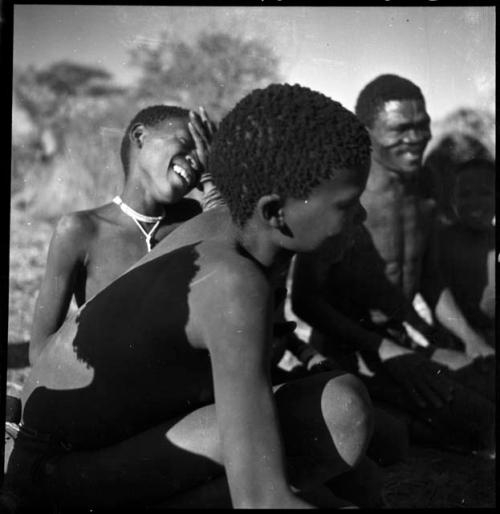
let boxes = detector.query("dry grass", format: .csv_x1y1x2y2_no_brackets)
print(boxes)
381,447,495,508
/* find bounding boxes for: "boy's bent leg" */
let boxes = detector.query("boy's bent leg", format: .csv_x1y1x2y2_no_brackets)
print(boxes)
275,370,374,491
42,371,372,510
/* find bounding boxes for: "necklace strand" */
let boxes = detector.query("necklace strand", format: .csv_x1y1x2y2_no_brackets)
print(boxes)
113,196,165,252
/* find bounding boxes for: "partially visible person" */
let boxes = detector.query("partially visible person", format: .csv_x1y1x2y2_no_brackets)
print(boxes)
2,84,375,512
292,74,495,456
421,132,493,226
438,158,495,343
29,105,216,365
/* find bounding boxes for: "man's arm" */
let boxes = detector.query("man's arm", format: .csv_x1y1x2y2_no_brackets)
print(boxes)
29,214,86,364
291,252,455,410
291,252,400,359
196,259,312,508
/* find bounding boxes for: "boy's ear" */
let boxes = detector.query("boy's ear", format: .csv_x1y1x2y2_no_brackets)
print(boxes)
130,123,146,149
256,194,285,229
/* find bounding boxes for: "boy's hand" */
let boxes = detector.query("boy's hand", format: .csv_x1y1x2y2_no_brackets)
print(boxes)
188,107,217,188
383,352,455,410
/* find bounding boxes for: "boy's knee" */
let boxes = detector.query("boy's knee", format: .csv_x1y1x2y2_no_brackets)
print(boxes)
321,373,374,465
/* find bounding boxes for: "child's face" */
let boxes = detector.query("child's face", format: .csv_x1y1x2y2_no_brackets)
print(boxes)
138,117,199,203
452,167,495,231
281,164,368,254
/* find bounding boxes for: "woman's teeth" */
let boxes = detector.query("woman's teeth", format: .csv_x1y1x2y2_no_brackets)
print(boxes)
173,164,190,184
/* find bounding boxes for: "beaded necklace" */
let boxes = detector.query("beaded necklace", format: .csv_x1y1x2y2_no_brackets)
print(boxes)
113,196,165,252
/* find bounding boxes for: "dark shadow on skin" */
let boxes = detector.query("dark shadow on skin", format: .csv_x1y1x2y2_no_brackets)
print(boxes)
22,243,213,450
162,197,202,224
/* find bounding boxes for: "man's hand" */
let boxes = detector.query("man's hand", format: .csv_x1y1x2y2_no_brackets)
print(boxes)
188,107,217,188
383,351,455,410
306,353,339,373
463,331,495,359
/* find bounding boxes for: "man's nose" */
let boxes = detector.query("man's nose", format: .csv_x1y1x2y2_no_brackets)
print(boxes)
403,127,430,144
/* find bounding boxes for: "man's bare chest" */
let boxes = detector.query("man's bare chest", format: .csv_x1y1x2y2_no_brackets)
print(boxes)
362,190,433,273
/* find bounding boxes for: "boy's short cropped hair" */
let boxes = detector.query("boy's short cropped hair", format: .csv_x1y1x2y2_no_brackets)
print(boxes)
355,74,425,129
208,83,371,227
120,105,190,176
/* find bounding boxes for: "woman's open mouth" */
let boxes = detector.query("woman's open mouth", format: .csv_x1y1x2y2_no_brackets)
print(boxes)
172,163,193,189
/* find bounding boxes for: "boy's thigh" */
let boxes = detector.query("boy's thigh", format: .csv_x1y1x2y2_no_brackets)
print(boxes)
43,404,224,510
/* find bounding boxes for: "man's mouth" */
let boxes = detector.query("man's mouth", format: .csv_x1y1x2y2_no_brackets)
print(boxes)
402,148,423,160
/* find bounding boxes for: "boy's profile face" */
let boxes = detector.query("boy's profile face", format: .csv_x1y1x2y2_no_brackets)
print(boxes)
281,164,368,254
452,166,495,231
369,99,431,174
138,117,199,203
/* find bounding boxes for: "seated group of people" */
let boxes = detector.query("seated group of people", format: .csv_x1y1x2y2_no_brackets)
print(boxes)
2,74,495,511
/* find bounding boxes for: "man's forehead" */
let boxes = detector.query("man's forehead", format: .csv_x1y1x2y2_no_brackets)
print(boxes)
377,99,429,122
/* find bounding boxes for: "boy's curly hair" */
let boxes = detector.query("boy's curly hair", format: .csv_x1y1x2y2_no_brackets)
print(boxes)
355,74,425,129
208,83,371,227
120,105,189,176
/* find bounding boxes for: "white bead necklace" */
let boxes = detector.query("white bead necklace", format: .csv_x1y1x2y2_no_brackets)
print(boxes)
113,196,165,252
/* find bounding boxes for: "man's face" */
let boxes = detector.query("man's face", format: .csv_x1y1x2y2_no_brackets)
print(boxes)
281,165,368,254
452,167,495,231
138,117,199,203
369,99,431,174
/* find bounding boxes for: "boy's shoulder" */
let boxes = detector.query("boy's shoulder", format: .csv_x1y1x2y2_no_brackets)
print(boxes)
196,238,270,294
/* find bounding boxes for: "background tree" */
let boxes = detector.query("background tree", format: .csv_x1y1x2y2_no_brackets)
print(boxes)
128,30,282,119
12,29,282,220
12,61,128,217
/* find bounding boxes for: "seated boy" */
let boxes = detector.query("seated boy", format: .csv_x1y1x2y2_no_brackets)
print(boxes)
438,158,495,343
2,84,375,511
28,105,216,365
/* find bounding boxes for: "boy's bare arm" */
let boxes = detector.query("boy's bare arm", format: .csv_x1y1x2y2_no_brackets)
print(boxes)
196,259,312,508
29,213,88,364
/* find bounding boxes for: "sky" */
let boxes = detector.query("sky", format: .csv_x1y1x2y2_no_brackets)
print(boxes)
13,5,495,122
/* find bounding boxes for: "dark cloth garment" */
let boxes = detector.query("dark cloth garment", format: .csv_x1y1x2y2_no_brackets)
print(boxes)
2,424,71,513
